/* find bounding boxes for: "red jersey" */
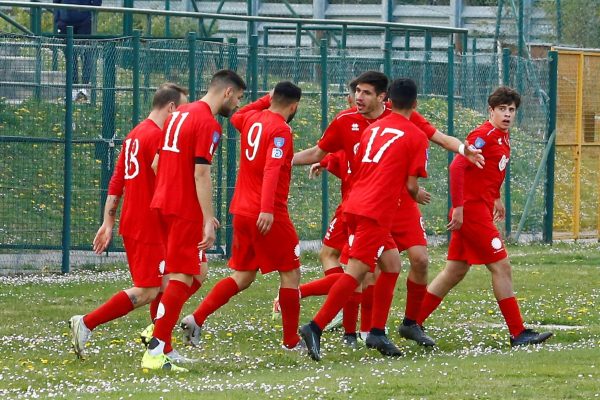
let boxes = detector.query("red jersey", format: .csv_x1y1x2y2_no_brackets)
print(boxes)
343,112,429,228
319,150,350,197
151,101,222,222
229,95,294,218
450,120,510,208
107,118,164,244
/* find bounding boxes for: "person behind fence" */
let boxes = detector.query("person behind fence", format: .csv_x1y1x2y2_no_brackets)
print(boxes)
415,86,554,347
68,83,188,361
53,0,102,101
141,70,246,372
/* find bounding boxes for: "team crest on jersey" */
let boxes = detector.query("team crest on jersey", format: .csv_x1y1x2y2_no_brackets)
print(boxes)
474,137,486,149
212,131,220,143
272,148,284,159
274,137,285,148
351,123,360,131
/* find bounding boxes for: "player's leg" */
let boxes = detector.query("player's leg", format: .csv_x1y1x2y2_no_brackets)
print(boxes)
486,258,553,346
359,270,376,340
365,247,403,357
279,268,302,349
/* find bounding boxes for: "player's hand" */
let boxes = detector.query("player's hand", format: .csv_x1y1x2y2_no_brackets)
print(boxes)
92,224,113,254
493,198,505,222
416,187,431,205
211,217,221,229
464,142,485,169
446,206,463,231
256,212,274,235
309,163,324,179
198,221,216,251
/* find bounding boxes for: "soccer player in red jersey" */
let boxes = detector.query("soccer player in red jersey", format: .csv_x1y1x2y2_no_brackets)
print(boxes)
416,86,553,347
179,81,304,350
68,83,188,360
299,78,429,361
141,70,246,372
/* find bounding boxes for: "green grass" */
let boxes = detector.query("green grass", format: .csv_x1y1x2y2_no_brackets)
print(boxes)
1,243,599,399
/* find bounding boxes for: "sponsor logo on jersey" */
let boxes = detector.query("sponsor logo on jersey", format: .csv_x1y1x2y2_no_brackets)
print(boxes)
212,131,220,143
474,137,486,149
498,138,502,145
491,237,503,250
351,123,360,131
274,137,285,148
499,154,509,171
272,148,284,159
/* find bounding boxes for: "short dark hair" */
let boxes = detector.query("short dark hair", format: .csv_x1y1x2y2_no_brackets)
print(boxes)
488,86,521,109
271,81,302,106
388,78,418,110
348,79,358,95
209,69,247,91
152,83,188,108
354,71,388,95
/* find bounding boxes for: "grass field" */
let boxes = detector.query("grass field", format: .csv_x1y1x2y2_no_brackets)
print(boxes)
1,243,599,399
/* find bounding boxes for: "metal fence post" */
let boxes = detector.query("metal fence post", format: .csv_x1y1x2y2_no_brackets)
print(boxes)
225,37,238,258
543,50,558,243
383,27,392,78
34,36,42,100
262,28,269,91
30,0,41,35
471,37,477,108
62,26,74,273
165,0,171,37
123,0,134,36
502,47,512,237
423,30,432,95
294,23,302,84
249,34,258,101
188,32,197,101
132,30,141,126
100,41,116,236
320,38,329,238
447,44,455,242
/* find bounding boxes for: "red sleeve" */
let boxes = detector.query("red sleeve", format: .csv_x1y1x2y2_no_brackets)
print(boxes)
317,118,343,153
194,120,222,164
107,143,126,196
410,111,436,139
320,151,345,180
407,131,428,179
449,154,468,207
230,95,271,132
260,129,292,213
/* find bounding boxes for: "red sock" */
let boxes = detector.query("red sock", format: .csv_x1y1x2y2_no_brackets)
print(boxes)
342,291,361,334
360,285,374,332
404,279,427,321
83,291,134,330
152,280,189,347
313,273,359,330
498,297,525,337
370,272,399,331
416,291,443,326
299,273,343,298
192,277,239,326
279,287,301,348
187,278,202,299
149,292,163,322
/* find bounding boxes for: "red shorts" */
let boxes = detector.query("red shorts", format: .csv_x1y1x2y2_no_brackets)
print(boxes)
122,236,164,287
322,205,348,251
447,201,508,265
228,214,300,274
391,207,427,252
159,214,206,275
340,213,396,272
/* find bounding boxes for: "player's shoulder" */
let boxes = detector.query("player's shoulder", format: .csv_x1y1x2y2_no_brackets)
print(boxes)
334,107,360,121
466,121,495,146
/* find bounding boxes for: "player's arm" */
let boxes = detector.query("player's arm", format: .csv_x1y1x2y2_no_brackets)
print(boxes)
309,151,344,179
230,94,271,131
293,145,328,166
406,176,431,205
447,155,469,231
151,152,159,174
93,147,125,254
430,130,485,169
195,164,217,250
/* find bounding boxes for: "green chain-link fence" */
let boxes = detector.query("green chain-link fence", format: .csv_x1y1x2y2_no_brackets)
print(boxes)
0,30,557,273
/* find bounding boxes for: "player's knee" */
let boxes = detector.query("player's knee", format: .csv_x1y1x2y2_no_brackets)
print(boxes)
409,254,429,274
232,272,256,290
319,246,339,265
